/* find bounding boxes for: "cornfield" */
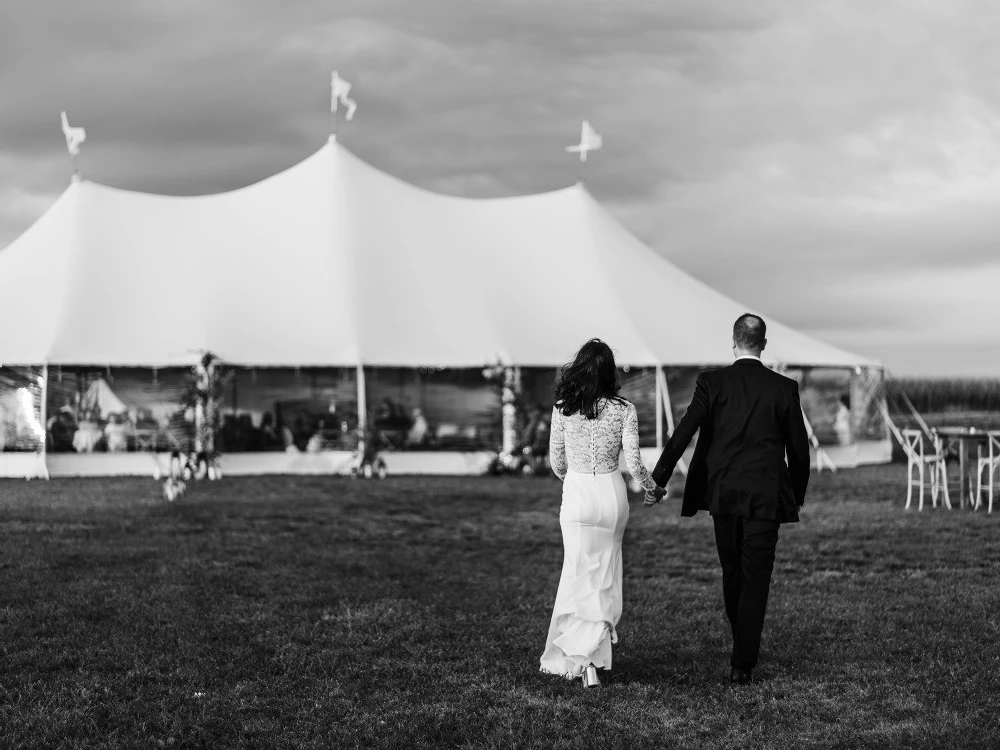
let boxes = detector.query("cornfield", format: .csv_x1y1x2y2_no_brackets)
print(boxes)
886,377,1000,413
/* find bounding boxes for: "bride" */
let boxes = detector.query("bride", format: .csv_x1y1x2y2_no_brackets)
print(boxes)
539,339,666,687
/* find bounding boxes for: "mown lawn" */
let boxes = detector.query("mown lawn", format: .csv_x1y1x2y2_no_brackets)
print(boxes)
2,466,999,749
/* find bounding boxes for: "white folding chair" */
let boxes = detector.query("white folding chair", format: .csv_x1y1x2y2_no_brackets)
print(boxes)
901,429,951,511
975,431,1000,513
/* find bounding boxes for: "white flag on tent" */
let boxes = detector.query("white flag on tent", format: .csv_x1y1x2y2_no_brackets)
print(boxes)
61,111,86,156
331,71,358,121
565,120,602,162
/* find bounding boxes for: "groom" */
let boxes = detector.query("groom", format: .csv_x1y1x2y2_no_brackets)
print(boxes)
647,313,810,685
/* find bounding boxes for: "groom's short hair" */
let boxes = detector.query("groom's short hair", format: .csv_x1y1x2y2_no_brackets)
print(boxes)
733,313,766,351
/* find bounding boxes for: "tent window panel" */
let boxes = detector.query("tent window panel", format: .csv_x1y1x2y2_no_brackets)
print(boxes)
521,367,662,448
664,366,880,448
617,368,658,446
791,367,853,446
520,368,557,412
852,367,889,442
43,367,190,454
366,368,500,451
662,367,703,430
234,368,358,453
39,366,362,455
0,366,45,452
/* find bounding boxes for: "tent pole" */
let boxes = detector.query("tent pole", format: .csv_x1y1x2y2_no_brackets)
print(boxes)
875,369,891,442
656,367,687,476
654,365,663,450
848,367,863,444
356,364,367,440
38,363,50,480
851,365,889,444
878,400,906,449
501,366,521,456
898,386,934,441
231,368,238,417
801,406,837,472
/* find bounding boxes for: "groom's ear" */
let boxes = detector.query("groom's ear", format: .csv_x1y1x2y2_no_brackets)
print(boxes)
761,338,768,351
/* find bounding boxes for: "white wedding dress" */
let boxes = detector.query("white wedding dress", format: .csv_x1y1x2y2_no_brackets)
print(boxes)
539,398,658,679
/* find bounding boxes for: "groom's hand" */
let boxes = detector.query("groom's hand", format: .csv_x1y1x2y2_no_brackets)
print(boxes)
643,485,667,507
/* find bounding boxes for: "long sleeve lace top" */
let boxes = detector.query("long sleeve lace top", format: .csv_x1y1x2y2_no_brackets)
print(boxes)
548,398,657,491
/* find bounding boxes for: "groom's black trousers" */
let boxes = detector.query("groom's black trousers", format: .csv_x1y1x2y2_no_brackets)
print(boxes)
712,515,780,671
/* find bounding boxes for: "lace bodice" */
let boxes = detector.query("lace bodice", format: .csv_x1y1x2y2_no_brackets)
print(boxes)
548,399,657,491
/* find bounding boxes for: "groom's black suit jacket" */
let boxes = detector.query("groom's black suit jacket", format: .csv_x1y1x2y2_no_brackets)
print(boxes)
651,358,811,523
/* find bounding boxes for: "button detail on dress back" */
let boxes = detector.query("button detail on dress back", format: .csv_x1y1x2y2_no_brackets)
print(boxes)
590,419,597,475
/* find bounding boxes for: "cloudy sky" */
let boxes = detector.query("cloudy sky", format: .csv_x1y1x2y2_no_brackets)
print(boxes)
2,0,998,376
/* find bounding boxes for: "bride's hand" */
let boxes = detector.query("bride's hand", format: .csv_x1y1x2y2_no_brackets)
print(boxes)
643,486,667,507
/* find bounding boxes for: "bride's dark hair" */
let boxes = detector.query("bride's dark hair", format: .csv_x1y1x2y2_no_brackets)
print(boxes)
554,339,627,419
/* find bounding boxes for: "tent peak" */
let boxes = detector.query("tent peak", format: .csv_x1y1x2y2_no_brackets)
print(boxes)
48,137,583,204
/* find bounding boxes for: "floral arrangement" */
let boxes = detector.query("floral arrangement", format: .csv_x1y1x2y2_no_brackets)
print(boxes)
482,358,522,462
159,352,233,496
179,352,232,461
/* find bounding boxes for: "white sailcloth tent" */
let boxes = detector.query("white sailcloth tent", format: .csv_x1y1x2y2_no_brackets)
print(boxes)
0,138,873,369
0,137,885,477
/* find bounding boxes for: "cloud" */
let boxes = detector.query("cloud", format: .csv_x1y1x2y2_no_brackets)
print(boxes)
0,183,62,249
0,0,998,374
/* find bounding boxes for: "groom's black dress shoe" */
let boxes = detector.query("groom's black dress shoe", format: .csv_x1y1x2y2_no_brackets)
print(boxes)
729,668,753,686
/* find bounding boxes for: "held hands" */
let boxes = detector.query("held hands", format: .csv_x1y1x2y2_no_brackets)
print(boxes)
643,485,667,507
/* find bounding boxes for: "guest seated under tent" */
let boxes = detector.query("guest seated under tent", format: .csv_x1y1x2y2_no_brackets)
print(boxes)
259,412,281,449
48,406,78,452
282,425,299,453
524,403,551,453
375,398,413,449
307,420,331,453
834,394,853,446
104,413,129,452
376,397,403,422
73,413,102,453
406,408,430,447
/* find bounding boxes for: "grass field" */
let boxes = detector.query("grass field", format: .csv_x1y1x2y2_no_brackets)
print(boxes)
2,466,999,749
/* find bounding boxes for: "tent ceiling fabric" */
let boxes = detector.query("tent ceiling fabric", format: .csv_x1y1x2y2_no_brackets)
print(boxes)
0,141,875,369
